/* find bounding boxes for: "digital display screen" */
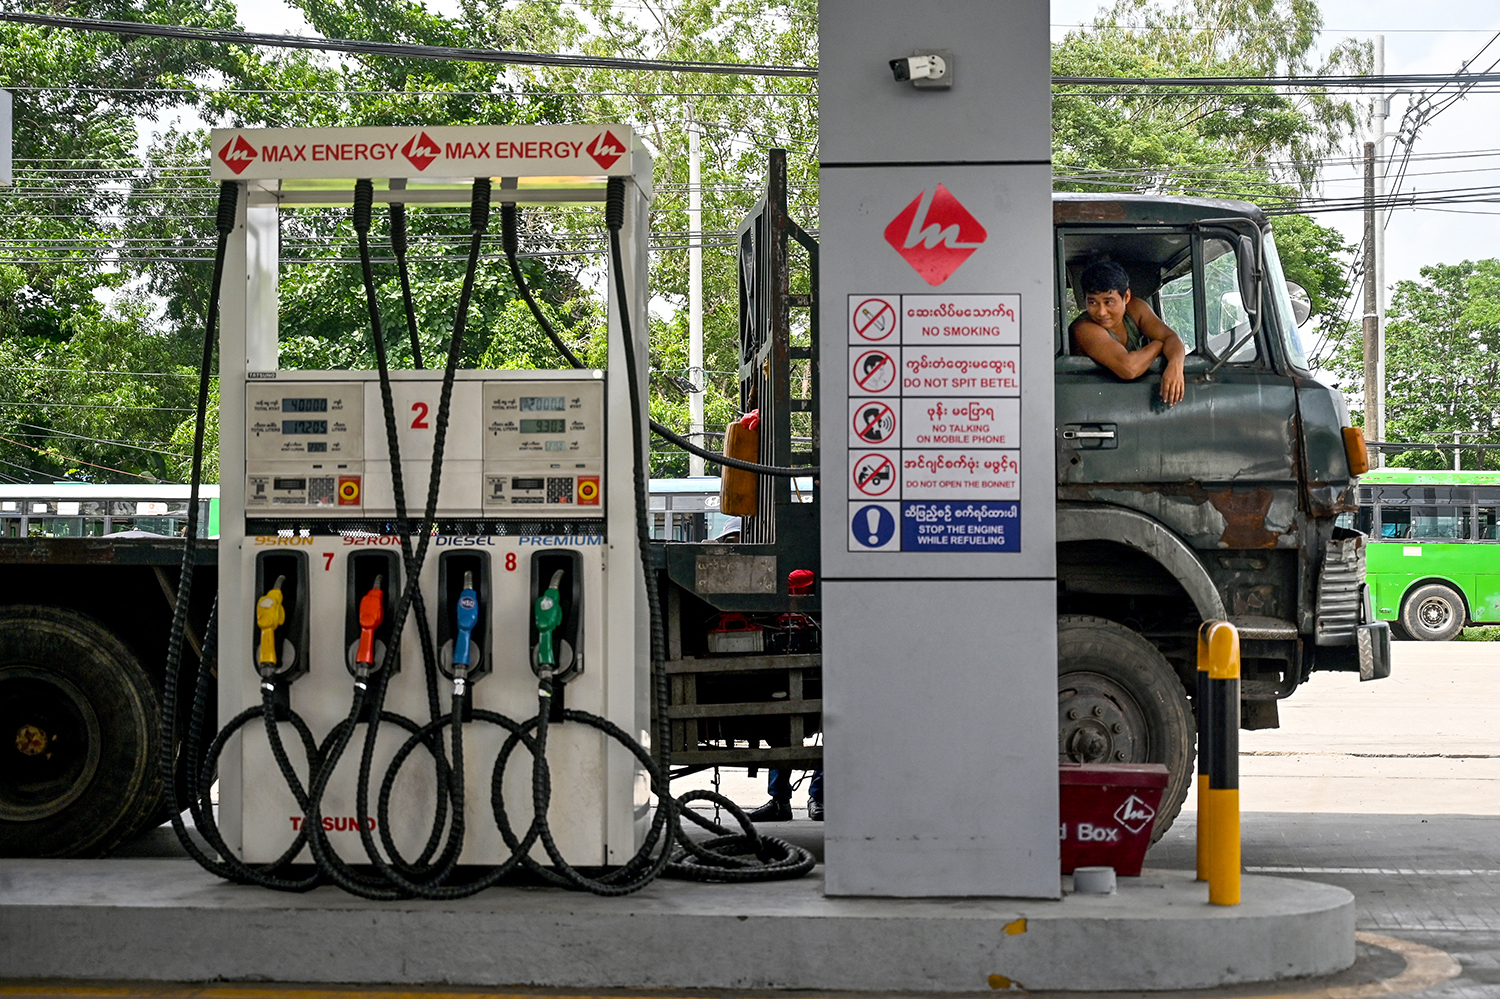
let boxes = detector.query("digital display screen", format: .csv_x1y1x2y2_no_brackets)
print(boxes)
282,397,328,413
520,396,566,412
274,478,307,491
307,441,328,453
545,441,566,452
520,419,567,434
282,420,328,435
511,477,544,490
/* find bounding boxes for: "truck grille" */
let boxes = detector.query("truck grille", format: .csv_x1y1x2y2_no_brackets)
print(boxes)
1315,535,1365,645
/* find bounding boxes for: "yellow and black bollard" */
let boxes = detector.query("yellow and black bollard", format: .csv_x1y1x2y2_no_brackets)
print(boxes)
1196,620,1241,905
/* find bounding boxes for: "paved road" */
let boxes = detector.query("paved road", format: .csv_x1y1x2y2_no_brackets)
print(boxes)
11,641,1500,998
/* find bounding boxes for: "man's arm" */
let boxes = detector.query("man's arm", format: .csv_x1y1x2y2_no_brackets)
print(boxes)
1128,299,1186,406
1071,317,1164,380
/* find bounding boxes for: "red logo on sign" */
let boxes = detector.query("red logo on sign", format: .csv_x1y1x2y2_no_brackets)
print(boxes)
218,135,258,175
401,132,442,172
586,130,627,170
884,184,988,286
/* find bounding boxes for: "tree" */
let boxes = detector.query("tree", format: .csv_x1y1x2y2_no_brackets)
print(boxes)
1052,0,1368,334
0,0,245,483
1326,260,1500,469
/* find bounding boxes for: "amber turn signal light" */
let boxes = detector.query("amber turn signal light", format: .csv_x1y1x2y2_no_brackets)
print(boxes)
1343,426,1370,475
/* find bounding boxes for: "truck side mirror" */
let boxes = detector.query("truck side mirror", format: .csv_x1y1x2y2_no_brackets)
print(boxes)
1237,234,1259,317
1286,281,1312,325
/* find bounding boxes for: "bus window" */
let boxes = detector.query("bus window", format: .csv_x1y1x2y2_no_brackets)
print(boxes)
1409,506,1468,540
1480,508,1499,540
1380,506,1410,538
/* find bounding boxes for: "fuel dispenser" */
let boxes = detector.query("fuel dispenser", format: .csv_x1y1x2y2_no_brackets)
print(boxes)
160,124,813,898
209,126,652,876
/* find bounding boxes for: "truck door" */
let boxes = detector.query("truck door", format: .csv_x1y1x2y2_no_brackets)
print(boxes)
1055,229,1301,553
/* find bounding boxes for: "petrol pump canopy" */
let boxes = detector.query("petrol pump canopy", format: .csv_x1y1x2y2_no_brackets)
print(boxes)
209,124,637,191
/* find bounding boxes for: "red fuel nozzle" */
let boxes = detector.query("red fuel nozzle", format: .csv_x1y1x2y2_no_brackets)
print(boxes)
356,575,385,667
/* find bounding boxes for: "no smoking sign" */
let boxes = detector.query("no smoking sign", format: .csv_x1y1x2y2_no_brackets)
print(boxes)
849,296,897,343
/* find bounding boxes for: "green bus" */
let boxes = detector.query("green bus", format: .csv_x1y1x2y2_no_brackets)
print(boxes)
1352,469,1500,641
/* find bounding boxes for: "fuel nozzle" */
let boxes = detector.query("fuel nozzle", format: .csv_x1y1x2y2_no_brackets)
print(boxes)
355,574,385,675
534,569,565,675
256,575,287,676
451,570,479,695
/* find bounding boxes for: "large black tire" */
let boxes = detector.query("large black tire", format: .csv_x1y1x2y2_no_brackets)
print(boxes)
1400,582,1466,642
0,606,162,857
1057,615,1195,842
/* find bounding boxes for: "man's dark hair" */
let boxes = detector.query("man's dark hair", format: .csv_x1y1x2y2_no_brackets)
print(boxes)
1080,258,1130,297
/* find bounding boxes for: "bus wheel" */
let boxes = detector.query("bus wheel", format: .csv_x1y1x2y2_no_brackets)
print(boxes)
0,607,162,858
1057,615,1194,843
1400,583,1466,642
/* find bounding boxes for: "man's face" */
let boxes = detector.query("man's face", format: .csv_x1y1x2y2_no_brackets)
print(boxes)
1085,288,1131,329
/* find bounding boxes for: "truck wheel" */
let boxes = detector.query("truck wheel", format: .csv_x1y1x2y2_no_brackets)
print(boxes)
1400,583,1465,642
1058,615,1194,843
0,607,162,857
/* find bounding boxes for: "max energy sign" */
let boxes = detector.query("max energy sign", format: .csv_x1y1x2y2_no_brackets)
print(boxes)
847,292,1022,552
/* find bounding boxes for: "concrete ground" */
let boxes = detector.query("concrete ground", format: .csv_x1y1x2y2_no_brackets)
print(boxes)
4,641,1498,996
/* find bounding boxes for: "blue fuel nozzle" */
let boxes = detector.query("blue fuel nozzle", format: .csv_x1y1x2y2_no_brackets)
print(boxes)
453,570,479,670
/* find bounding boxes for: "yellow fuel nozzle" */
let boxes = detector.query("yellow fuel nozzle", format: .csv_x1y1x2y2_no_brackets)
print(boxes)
257,575,287,669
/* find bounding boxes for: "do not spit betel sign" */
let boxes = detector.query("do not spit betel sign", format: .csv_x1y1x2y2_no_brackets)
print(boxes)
846,291,1022,552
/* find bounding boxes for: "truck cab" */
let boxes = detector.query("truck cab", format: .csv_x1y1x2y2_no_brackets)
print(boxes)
1052,194,1390,828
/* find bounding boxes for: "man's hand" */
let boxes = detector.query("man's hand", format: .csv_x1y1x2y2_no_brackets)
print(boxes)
1160,357,1185,406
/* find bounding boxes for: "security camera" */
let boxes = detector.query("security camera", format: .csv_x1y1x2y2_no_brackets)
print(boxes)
889,54,947,83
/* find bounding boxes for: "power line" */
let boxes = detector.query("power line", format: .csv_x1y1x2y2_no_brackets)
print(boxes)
0,12,819,78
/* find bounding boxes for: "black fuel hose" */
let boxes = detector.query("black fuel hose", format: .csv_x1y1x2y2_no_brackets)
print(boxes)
498,202,817,479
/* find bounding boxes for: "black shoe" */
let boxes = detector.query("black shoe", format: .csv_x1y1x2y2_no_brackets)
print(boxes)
807,799,824,821
747,798,793,822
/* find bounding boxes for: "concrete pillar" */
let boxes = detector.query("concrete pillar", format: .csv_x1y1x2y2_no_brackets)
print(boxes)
819,0,1058,898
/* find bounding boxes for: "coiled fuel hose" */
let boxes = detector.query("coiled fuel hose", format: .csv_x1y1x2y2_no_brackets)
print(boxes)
163,175,811,898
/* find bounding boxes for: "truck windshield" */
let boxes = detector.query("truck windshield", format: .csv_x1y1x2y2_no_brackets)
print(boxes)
1261,230,1310,370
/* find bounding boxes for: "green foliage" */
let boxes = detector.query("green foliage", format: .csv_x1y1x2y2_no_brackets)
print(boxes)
1327,260,1500,469
1052,0,1364,338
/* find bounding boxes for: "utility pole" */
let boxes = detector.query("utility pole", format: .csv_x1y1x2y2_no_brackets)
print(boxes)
0,89,12,187
1363,140,1380,451
1373,35,1386,467
687,128,705,477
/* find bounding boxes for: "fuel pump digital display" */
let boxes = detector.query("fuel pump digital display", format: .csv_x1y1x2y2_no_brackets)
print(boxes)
282,420,330,435
519,419,567,434
282,397,329,413
520,396,566,412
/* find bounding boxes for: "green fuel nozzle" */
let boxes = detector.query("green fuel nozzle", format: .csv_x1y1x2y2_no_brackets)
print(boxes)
534,569,565,671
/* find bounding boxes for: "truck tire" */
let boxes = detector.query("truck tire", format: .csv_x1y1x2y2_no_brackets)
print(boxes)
1057,615,1194,843
0,606,162,857
1400,583,1465,642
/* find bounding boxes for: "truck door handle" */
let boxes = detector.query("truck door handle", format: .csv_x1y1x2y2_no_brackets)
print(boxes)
1060,423,1118,450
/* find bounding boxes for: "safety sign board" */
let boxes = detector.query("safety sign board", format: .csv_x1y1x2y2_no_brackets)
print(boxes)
849,296,898,343
210,125,635,181
901,346,1020,396
849,502,899,551
901,501,1020,552
903,397,1019,448
850,348,899,396
850,399,899,446
900,294,1020,345
850,452,898,499
847,292,1023,552
902,450,1019,500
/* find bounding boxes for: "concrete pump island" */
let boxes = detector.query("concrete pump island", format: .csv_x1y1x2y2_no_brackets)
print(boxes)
1,0,1395,992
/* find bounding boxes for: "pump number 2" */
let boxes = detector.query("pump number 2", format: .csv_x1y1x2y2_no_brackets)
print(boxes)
410,402,430,430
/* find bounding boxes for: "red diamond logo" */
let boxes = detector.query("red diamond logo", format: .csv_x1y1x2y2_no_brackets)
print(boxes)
218,134,258,175
401,132,441,172
883,183,988,286
586,129,627,170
